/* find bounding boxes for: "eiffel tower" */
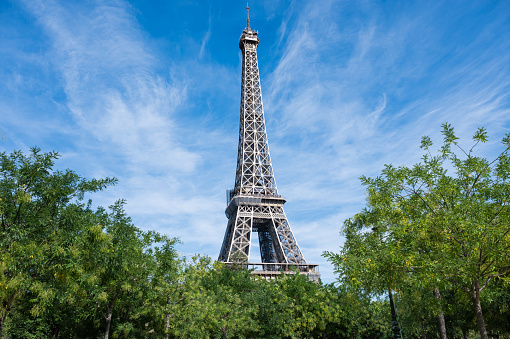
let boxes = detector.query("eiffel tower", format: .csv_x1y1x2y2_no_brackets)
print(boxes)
219,5,319,280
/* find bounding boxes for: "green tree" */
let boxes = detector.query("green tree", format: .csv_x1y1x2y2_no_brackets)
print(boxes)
0,148,115,336
169,258,260,338
0,148,185,338
326,124,510,339
138,235,181,338
324,215,415,335
274,272,345,338
78,201,172,339
481,277,510,337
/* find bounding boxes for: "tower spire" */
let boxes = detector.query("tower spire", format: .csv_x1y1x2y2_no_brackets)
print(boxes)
246,3,250,30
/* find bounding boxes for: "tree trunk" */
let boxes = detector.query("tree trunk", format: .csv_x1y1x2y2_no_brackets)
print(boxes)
52,325,60,338
388,289,402,339
420,317,427,339
0,291,19,337
461,327,467,339
165,312,170,339
0,315,6,338
433,287,447,339
469,280,488,339
104,305,113,339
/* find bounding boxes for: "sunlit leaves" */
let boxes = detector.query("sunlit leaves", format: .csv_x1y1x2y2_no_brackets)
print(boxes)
472,126,487,143
0,148,118,336
326,125,510,337
420,135,433,150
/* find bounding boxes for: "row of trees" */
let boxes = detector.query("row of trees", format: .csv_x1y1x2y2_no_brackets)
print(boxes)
0,148,178,338
325,124,510,338
0,148,392,338
2,124,509,338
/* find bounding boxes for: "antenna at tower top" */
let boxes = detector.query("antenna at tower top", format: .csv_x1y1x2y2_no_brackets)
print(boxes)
246,3,250,29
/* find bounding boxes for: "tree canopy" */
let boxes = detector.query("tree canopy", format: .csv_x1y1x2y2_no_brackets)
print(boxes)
325,124,510,339
2,135,510,338
0,148,391,338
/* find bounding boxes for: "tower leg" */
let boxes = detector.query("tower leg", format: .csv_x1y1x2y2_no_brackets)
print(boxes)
219,205,253,262
220,204,306,265
219,214,235,261
270,207,305,264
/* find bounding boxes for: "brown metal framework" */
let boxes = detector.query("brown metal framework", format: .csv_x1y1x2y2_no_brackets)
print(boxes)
219,8,318,281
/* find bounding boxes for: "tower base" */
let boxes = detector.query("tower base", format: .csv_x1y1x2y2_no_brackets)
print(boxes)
224,262,320,283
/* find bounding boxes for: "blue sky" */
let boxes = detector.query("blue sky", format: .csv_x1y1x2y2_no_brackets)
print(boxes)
1,0,509,283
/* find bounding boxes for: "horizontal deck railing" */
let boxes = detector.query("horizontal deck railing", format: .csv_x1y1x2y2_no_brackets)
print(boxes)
224,262,319,273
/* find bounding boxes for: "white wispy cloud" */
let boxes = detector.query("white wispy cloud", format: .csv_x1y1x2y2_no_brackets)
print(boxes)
21,0,199,174
262,0,510,282
199,12,212,60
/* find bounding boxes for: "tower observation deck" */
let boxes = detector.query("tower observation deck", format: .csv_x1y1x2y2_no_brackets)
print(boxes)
218,5,319,282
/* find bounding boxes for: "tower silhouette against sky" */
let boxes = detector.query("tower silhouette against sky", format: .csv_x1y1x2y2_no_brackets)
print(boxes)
218,6,319,280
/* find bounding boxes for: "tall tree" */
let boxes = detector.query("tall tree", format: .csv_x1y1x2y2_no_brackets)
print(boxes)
78,201,166,339
326,124,510,339
0,148,115,336
139,235,181,338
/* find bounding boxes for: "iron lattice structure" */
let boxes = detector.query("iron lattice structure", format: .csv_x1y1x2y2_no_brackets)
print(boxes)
219,8,314,273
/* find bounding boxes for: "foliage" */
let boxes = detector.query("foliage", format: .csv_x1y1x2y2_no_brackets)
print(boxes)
0,148,116,336
167,261,390,339
2,144,509,338
0,148,180,338
325,124,510,339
